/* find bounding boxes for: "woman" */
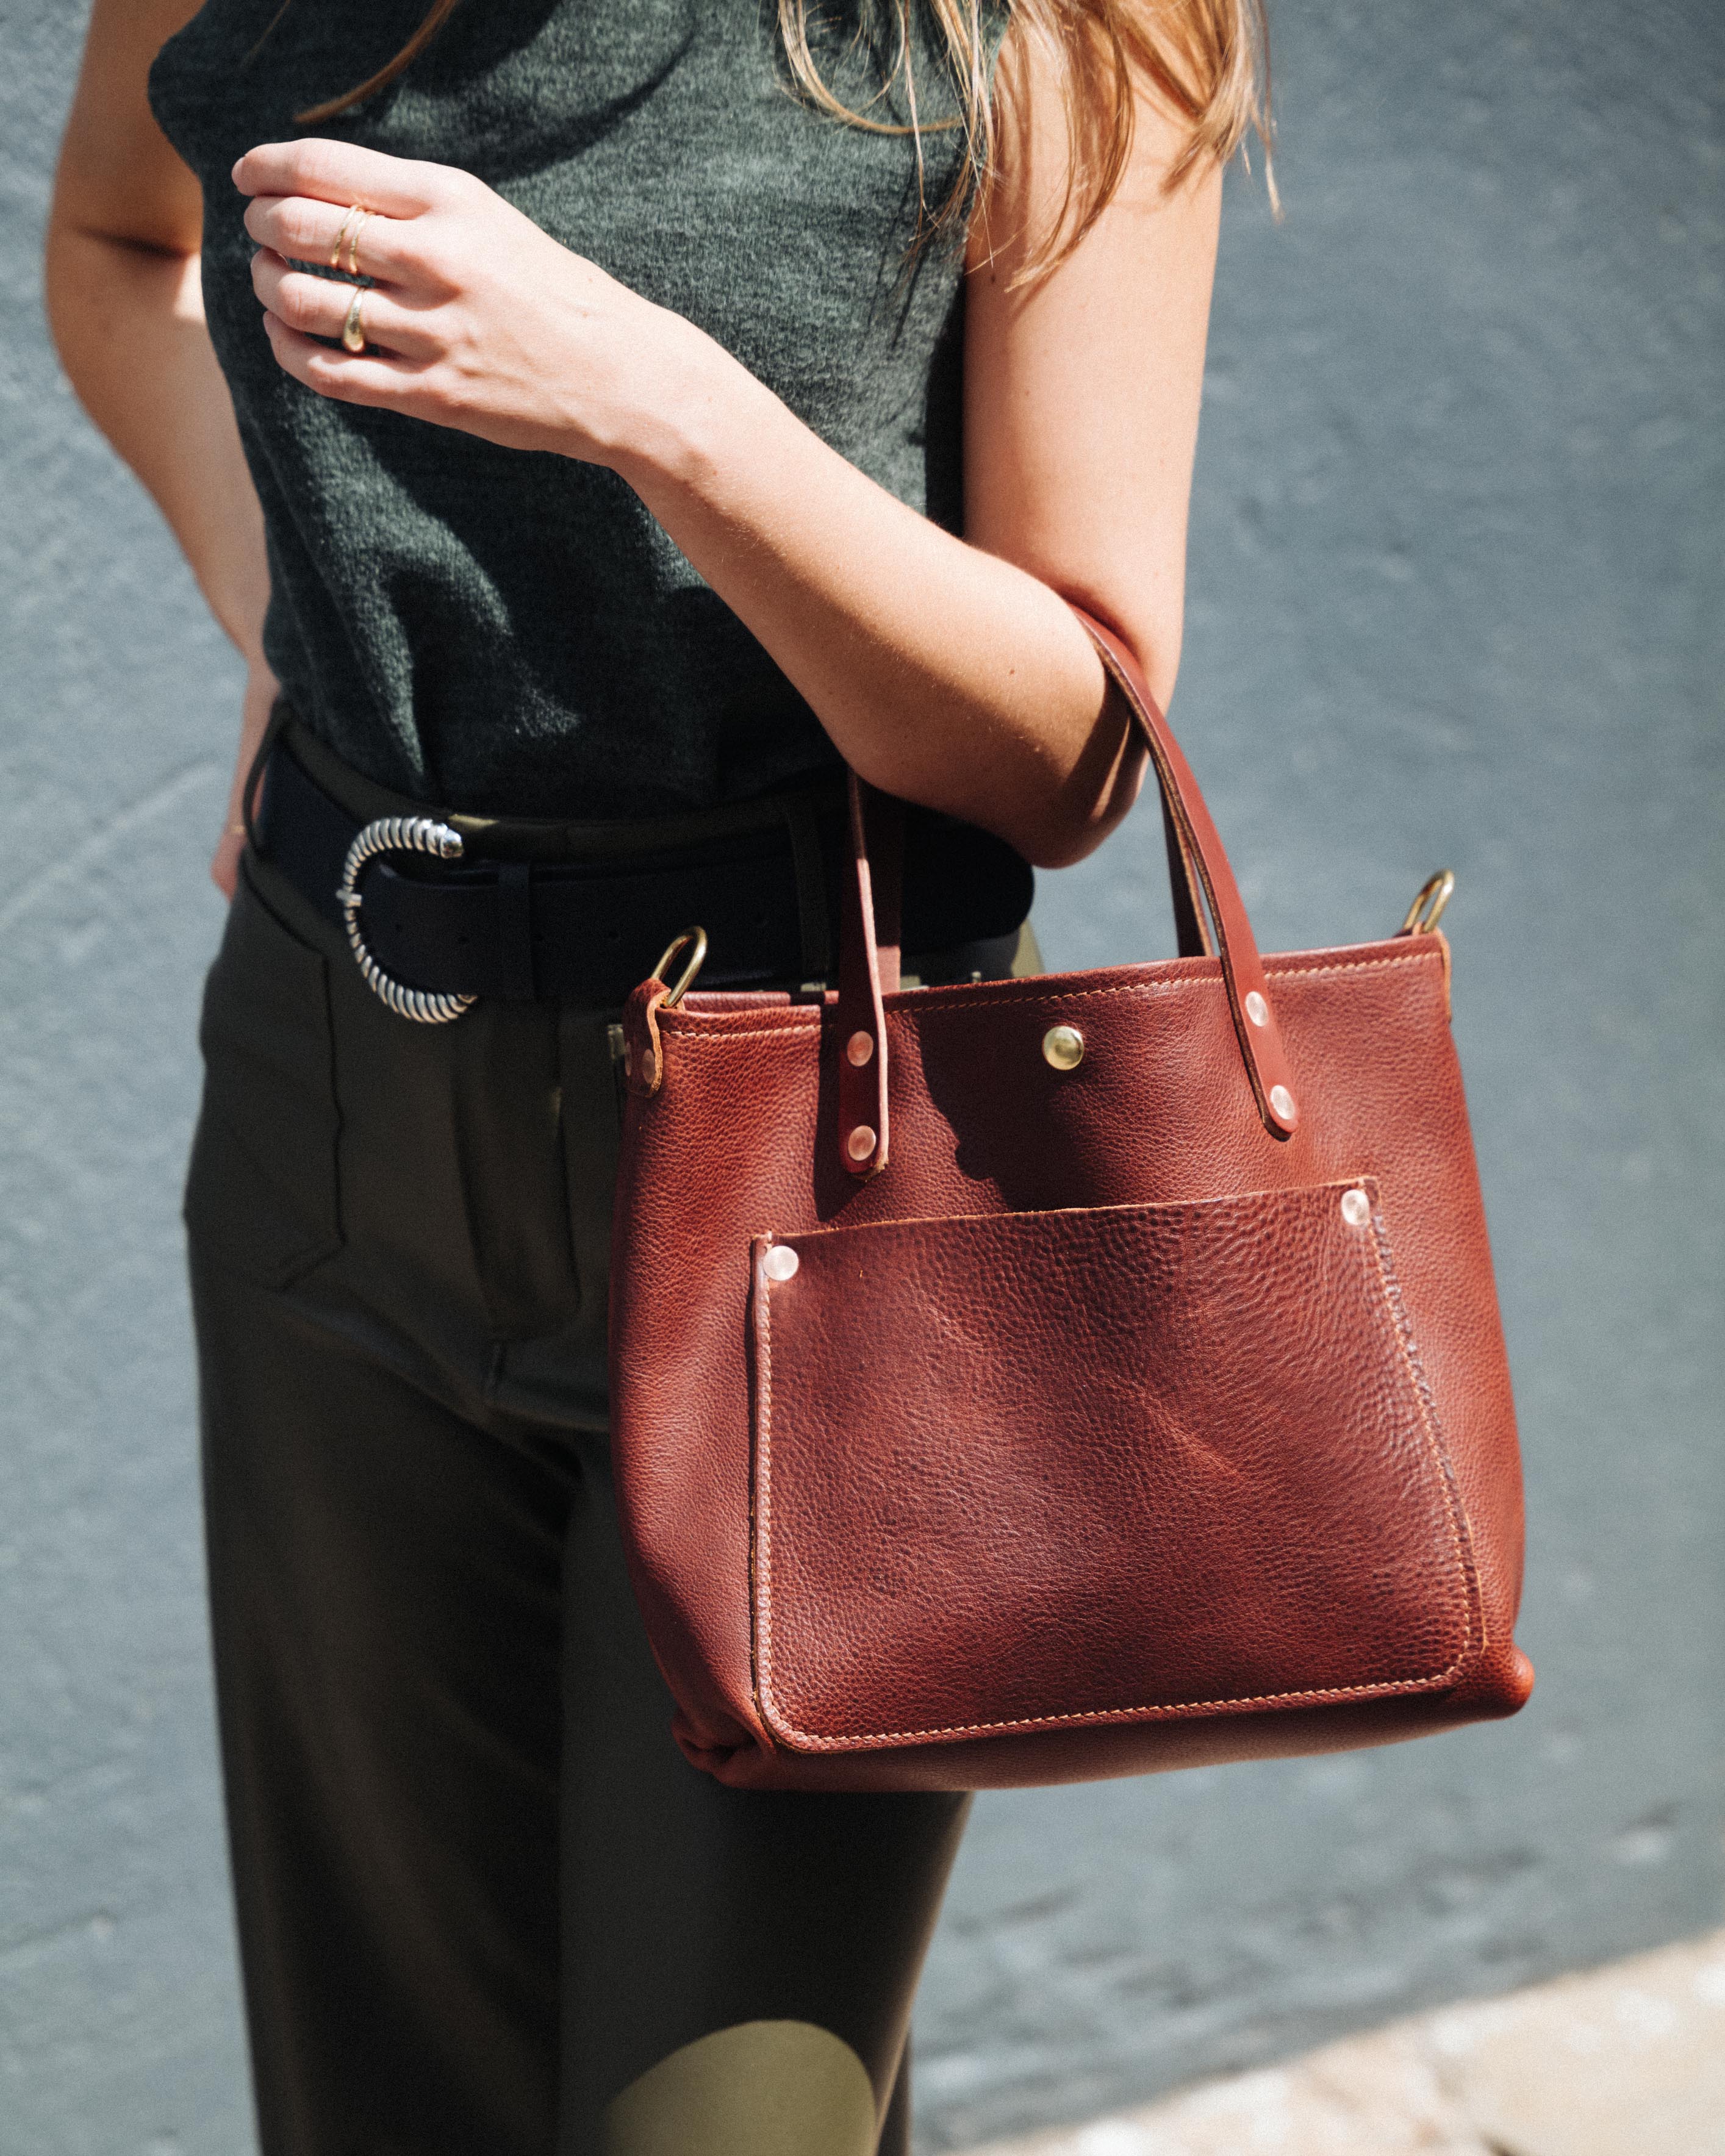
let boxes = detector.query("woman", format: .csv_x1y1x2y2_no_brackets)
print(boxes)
47,2,1268,2149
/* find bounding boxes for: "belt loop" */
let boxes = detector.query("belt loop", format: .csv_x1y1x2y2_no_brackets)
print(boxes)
495,860,537,1001
782,793,832,983
242,698,293,859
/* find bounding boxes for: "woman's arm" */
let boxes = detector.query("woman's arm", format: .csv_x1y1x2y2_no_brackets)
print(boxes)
47,0,275,898
622,31,1220,867
236,26,1221,869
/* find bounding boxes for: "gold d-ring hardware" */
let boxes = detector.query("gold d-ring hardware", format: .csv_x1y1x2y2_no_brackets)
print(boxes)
653,926,708,1008
1400,870,1455,936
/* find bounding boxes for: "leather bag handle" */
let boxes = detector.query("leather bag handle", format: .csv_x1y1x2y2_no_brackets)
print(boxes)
1070,607,1300,1138
834,606,1301,1178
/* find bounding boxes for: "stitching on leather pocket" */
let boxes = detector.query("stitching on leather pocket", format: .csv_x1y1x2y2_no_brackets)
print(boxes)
750,1181,1480,1752
184,873,343,1288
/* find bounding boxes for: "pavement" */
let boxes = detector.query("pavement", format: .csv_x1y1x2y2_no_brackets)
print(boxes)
962,1926,1725,2156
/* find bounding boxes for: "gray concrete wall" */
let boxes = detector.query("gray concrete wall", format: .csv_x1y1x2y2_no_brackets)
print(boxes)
1,3,1720,2152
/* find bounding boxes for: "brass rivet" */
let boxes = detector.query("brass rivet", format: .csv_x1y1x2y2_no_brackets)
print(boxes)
846,1030,874,1067
1244,990,1269,1028
1042,1024,1085,1071
1341,1187,1371,1228
639,1048,657,1084
847,1124,877,1162
1269,1083,1296,1122
763,1244,800,1282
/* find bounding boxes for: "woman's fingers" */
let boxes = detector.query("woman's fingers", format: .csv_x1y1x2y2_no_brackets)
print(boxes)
261,309,429,409
232,138,451,220
243,195,415,285
210,823,245,901
250,249,437,359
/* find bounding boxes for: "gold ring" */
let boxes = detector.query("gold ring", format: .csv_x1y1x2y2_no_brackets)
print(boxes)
328,204,364,270
340,287,366,353
340,211,371,280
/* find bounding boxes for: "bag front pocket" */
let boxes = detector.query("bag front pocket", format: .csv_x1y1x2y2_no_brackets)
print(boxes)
184,872,342,1288
749,1181,1479,1753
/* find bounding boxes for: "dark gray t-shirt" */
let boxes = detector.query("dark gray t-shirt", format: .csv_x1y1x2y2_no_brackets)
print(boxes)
149,0,1007,823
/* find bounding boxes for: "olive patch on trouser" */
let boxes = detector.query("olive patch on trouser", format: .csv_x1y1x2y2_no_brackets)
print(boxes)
603,2021,878,2156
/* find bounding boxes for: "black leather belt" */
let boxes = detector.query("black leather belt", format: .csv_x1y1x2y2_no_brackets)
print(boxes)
254,739,1032,1012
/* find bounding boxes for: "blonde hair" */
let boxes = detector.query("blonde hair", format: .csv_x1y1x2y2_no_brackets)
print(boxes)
778,0,1273,279
295,0,1272,279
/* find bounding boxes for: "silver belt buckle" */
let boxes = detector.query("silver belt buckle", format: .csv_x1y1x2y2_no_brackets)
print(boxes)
336,816,477,1025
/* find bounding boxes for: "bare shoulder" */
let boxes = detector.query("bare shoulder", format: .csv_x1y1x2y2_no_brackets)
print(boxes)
52,0,210,250
975,10,1224,278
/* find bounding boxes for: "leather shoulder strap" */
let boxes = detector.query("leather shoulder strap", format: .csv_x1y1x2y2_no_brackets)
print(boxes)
836,775,899,1177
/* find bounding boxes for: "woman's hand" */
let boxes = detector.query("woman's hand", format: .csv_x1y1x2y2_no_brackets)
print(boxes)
229,66,1218,870
211,655,280,901
234,139,723,467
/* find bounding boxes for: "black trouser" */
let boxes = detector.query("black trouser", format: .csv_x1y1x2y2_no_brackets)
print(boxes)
185,743,985,2155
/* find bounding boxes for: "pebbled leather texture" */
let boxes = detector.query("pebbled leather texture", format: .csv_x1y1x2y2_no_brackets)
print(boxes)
608,615,1532,1792
750,1181,1479,1752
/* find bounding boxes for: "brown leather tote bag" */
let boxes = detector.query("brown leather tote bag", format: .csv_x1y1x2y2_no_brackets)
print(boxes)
609,610,1533,1791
